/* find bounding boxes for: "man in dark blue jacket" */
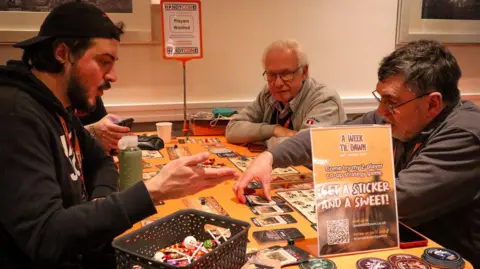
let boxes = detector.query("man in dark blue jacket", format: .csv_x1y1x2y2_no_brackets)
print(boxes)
234,40,480,267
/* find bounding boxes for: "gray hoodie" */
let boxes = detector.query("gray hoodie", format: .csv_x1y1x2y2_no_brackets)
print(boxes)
269,101,480,267
226,77,346,144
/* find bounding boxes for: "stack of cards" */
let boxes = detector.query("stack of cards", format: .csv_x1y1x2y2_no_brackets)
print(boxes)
421,248,465,269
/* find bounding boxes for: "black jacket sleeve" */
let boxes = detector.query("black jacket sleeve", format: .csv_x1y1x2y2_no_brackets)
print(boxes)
0,112,156,265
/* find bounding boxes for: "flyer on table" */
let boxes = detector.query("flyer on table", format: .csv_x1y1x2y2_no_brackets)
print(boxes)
161,0,203,59
310,125,399,256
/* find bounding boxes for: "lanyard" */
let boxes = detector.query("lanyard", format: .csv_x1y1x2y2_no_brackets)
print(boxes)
276,110,292,129
394,142,422,163
57,114,87,199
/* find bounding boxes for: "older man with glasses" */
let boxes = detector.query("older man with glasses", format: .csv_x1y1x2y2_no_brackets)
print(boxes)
233,39,480,267
225,39,346,148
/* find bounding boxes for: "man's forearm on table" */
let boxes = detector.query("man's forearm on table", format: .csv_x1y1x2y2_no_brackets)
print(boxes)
268,130,312,168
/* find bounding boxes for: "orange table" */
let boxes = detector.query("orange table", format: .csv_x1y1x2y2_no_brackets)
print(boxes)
123,135,473,268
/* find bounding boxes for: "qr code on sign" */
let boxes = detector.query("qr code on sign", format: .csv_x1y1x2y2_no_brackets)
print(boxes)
327,219,349,245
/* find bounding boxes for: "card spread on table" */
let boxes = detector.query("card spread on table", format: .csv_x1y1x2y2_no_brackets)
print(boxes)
182,196,229,217
251,214,297,227
208,146,232,154
276,189,316,224
166,146,192,160
246,195,285,206
252,228,305,244
250,204,293,215
217,152,239,158
142,171,160,181
141,150,163,159
260,248,297,266
228,156,299,175
142,161,152,169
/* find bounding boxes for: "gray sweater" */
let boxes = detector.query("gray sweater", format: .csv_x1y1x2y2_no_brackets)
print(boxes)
226,78,346,144
269,101,480,267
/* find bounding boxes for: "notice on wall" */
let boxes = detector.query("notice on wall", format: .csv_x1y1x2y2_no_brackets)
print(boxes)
161,0,203,60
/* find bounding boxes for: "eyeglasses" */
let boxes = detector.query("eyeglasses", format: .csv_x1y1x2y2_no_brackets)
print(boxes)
263,66,303,82
372,90,432,114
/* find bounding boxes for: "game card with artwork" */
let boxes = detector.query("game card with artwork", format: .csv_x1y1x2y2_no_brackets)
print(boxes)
246,195,285,206
182,196,229,217
310,125,399,256
142,171,159,181
228,156,299,175
247,245,311,267
276,189,317,224
166,146,192,160
251,214,297,227
252,228,304,244
141,150,163,160
250,204,293,215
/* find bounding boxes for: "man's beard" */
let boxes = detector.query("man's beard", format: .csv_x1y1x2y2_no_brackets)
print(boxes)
67,72,110,114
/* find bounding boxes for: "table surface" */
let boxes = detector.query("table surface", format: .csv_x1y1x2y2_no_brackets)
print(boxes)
120,135,473,268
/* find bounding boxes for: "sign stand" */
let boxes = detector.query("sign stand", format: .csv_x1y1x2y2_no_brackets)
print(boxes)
160,0,203,136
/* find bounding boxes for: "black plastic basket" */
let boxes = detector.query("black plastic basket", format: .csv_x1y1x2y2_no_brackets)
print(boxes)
112,209,251,269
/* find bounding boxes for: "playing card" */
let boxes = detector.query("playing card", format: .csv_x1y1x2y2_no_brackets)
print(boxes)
251,214,297,227
252,228,305,244
260,248,297,266
217,152,239,158
250,204,293,215
142,171,159,181
208,146,232,154
141,150,163,159
246,195,285,206
142,162,152,169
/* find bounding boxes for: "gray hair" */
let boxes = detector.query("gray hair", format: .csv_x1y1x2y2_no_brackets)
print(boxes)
262,39,309,69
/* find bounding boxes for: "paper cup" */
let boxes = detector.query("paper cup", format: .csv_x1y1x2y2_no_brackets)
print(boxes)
156,122,172,143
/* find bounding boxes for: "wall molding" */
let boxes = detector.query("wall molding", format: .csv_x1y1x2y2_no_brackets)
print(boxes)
106,94,480,123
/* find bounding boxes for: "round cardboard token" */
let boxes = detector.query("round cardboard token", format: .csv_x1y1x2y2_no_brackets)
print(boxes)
356,258,393,269
388,254,422,264
395,258,432,269
422,253,465,269
299,258,336,269
424,248,462,262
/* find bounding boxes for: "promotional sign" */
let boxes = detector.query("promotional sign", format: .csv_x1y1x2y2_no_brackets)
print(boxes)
160,0,203,60
310,125,399,256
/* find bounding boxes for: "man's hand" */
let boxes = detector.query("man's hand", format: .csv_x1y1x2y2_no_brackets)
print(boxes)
91,114,132,151
273,126,297,138
233,151,274,204
145,152,239,203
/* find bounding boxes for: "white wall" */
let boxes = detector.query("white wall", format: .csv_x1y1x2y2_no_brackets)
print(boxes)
1,0,479,122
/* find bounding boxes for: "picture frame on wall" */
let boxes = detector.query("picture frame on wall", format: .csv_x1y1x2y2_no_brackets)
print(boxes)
396,0,480,44
0,0,152,43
